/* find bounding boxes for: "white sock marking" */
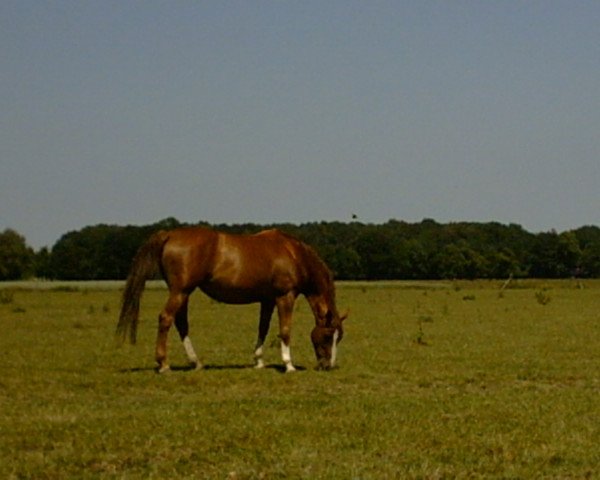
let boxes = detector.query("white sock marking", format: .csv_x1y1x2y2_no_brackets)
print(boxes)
254,345,265,368
331,329,339,367
182,336,199,365
281,341,296,372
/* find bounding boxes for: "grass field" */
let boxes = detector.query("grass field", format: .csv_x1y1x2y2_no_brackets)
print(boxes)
1,280,599,479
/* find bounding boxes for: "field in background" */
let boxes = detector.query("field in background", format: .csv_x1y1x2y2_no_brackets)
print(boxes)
1,280,599,478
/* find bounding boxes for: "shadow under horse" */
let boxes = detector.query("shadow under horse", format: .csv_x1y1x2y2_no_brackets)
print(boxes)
116,227,347,373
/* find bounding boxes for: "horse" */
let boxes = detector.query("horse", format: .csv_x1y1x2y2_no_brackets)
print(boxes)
116,227,347,373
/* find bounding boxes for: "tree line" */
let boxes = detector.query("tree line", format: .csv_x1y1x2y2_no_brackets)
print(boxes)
2,217,600,281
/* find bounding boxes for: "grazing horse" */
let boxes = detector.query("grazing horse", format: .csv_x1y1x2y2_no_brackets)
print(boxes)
117,227,346,372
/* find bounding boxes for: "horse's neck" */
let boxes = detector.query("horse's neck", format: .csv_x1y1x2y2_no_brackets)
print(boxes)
306,280,335,318
306,272,329,301
299,241,335,308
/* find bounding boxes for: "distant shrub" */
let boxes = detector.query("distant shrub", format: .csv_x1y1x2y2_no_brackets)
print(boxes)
535,290,552,306
51,286,80,292
0,290,14,304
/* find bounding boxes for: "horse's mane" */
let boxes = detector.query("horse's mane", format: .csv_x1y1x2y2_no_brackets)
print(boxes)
295,238,336,306
265,230,335,303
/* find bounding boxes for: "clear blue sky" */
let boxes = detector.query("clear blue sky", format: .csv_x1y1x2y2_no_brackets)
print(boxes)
2,1,599,249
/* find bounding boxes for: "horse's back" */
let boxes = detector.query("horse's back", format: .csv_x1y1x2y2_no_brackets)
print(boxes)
160,227,219,289
160,227,307,302
207,229,306,301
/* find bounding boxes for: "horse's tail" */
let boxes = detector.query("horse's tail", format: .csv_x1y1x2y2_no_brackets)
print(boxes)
116,230,169,345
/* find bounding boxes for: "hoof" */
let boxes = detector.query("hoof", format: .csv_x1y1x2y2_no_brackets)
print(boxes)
285,364,297,373
157,364,171,374
190,361,203,371
254,359,266,369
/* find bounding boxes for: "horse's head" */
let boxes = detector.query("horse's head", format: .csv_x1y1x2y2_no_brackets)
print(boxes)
311,310,348,370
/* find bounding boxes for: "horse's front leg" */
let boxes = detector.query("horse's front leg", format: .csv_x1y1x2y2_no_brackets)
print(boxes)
175,295,201,370
156,292,188,373
254,301,275,368
276,293,297,373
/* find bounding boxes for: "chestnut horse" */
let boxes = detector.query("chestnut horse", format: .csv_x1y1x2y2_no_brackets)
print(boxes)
117,227,346,372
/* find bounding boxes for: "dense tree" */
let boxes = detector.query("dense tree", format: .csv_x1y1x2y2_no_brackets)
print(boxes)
433,241,489,280
0,229,34,280
580,242,600,277
34,247,52,279
10,218,600,281
352,226,424,279
528,231,582,278
49,220,183,280
485,248,522,279
573,226,600,277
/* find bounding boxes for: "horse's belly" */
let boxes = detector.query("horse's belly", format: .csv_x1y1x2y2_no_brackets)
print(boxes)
198,280,269,304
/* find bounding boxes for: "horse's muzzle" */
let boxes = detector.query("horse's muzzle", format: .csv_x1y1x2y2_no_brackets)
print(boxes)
315,359,337,371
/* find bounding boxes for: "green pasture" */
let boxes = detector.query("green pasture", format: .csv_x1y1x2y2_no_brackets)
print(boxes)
1,280,599,479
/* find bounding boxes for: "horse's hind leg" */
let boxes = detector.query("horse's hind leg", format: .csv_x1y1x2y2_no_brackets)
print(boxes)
174,296,201,369
156,291,188,373
254,301,275,369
